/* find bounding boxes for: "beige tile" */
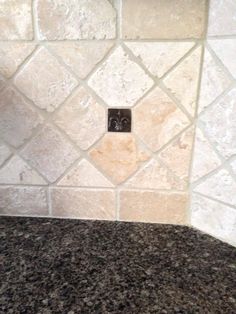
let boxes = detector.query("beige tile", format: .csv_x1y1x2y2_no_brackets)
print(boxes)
89,134,150,184
125,158,185,190
15,47,78,112
36,0,116,40
208,0,236,36
134,87,190,152
122,0,206,39
58,159,113,187
88,46,153,107
194,169,236,207
191,128,221,182
0,142,11,167
21,124,79,183
0,43,35,78
0,76,5,91
126,42,194,78
51,188,116,220
198,48,232,113
54,87,105,150
0,0,33,40
0,87,42,148
0,187,48,216
164,46,202,116
119,190,188,224
159,127,194,182
0,155,46,185
48,42,114,79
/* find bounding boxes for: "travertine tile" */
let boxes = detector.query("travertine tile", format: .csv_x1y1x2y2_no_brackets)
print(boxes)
54,87,105,150
134,87,190,152
208,0,236,36
0,0,33,40
209,39,236,79
198,48,232,113
159,127,194,182
88,46,153,107
0,87,42,148
0,187,48,216
58,159,113,187
122,0,206,39
0,142,11,167
200,88,236,159
0,155,46,185
164,47,202,116
15,47,78,112
191,193,236,246
125,158,185,190
36,0,116,40
119,190,188,224
48,42,114,79
125,42,194,78
0,76,5,91
21,124,79,183
191,128,221,182
89,134,150,184
194,169,236,207
0,43,35,79
230,160,236,176
51,188,116,220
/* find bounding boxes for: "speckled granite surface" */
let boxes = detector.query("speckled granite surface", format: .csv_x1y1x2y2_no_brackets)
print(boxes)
0,217,236,314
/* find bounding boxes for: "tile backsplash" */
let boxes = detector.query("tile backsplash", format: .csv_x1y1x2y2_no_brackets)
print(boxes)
0,0,235,246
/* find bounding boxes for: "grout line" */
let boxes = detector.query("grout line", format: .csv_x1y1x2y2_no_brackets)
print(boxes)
193,191,236,211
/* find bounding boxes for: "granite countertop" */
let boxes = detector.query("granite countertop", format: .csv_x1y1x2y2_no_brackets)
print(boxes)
0,217,236,314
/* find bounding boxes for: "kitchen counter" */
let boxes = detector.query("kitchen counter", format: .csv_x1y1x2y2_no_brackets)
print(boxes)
0,216,236,313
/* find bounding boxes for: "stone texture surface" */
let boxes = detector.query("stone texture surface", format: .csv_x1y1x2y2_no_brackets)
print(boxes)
0,87,42,148
15,47,78,112
48,42,114,79
198,48,232,113
51,188,116,220
125,42,194,78
54,87,105,150
89,134,150,184
88,46,153,107
159,127,194,182
0,155,46,185
58,159,113,187
230,160,236,176
0,43,35,78
164,47,202,116
194,169,236,207
0,0,33,40
134,87,190,152
208,0,236,36
36,0,116,40
120,191,188,224
191,193,236,246
21,124,79,183
0,187,48,216
0,76,5,91
191,128,221,182
122,0,206,39
0,142,11,167
200,88,236,159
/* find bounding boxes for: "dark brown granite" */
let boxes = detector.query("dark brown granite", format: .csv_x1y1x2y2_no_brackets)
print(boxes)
0,216,236,314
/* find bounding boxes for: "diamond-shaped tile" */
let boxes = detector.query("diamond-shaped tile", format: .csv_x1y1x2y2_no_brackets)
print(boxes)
15,47,78,112
54,87,105,150
48,42,114,79
89,134,150,184
134,87,190,152
21,124,79,183
126,42,194,78
88,46,154,107
0,43,35,78
0,87,42,148
0,142,11,167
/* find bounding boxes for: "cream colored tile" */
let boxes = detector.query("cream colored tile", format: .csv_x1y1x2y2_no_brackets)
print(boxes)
134,87,190,152
119,190,188,224
230,160,236,176
0,142,11,167
54,87,105,150
51,188,116,220
36,0,116,40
